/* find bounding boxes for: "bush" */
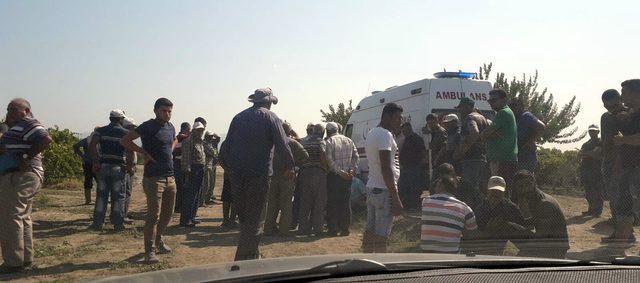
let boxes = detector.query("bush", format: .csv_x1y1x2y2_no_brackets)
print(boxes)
42,127,83,184
536,147,580,189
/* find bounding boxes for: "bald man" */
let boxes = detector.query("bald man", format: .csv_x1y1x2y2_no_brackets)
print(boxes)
0,98,52,274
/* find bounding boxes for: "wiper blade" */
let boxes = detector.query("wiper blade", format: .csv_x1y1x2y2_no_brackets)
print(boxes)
237,259,389,282
612,256,640,265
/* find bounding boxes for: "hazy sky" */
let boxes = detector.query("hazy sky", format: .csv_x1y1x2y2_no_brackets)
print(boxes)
2,1,638,150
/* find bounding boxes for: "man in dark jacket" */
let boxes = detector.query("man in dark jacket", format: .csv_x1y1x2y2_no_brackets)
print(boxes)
398,122,427,211
580,125,603,217
512,170,569,259
219,88,295,261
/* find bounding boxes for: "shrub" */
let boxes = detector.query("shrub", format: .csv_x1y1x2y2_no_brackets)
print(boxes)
42,127,83,184
536,147,580,189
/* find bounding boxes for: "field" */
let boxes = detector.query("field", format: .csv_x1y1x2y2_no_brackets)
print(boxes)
1,167,639,282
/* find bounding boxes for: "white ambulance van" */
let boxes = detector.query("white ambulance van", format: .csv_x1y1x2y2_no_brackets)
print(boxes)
344,72,494,177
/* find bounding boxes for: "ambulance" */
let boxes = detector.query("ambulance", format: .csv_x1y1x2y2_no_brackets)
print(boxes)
344,71,494,177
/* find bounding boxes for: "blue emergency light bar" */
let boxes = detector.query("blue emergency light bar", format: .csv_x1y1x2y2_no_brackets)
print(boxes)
433,71,477,79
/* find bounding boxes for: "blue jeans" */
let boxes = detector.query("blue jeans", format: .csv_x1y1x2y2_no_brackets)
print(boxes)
366,187,393,237
180,164,205,225
93,164,126,226
460,159,487,195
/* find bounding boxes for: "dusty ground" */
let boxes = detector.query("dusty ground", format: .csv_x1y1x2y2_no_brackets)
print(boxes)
1,167,639,282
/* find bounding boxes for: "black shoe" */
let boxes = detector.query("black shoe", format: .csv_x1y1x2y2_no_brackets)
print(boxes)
23,262,33,269
156,239,172,254
0,263,24,274
340,230,350,236
326,231,338,237
114,224,126,232
180,222,196,228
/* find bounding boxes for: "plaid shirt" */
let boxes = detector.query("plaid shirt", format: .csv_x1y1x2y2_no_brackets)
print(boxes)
325,133,358,174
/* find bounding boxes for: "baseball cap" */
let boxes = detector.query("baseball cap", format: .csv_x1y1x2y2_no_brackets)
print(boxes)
193,121,205,130
442,114,459,123
456,97,475,108
109,109,126,118
487,176,506,192
588,124,600,131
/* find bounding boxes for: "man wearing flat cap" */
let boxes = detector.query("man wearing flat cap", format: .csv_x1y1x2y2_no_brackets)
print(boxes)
219,88,295,261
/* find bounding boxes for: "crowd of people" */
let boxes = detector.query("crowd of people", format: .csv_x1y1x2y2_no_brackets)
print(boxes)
1,79,640,273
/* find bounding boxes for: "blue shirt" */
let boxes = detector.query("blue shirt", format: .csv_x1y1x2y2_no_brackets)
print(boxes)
73,138,92,164
517,111,539,160
136,119,176,177
94,122,129,165
220,105,294,177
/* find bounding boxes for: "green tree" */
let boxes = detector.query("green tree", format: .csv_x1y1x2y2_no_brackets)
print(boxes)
320,100,354,127
43,126,83,184
478,63,585,144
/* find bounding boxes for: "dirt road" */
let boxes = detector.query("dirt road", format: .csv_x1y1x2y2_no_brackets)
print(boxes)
1,168,638,282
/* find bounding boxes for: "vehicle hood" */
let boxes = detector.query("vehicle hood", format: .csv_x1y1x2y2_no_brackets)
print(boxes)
91,253,578,282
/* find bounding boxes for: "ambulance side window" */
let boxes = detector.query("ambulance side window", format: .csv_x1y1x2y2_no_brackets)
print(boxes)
345,124,354,138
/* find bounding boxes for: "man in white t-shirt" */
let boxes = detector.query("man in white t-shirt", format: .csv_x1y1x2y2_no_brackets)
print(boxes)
362,102,404,253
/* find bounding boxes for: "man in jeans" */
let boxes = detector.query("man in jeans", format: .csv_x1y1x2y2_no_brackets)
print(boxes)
0,98,52,274
74,135,97,205
88,109,134,232
481,89,518,198
325,122,359,236
122,98,177,264
362,103,404,253
265,122,308,236
180,121,206,227
454,97,489,197
219,88,294,261
606,79,640,244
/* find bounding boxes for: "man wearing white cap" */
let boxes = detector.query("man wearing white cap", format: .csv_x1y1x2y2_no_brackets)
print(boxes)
471,176,530,255
88,109,135,231
180,121,206,227
579,124,603,217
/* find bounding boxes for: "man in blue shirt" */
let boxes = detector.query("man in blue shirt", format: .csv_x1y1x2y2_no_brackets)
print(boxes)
509,98,546,173
219,88,295,261
88,109,134,232
122,98,177,264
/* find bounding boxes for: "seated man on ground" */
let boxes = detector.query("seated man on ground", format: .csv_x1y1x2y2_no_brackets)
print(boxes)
471,176,532,255
421,176,478,253
512,170,570,259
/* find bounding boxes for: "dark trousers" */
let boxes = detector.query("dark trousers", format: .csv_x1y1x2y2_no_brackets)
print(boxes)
398,165,426,210
326,173,352,233
582,172,603,215
180,164,205,225
290,172,303,229
231,173,269,261
83,162,96,202
174,159,183,212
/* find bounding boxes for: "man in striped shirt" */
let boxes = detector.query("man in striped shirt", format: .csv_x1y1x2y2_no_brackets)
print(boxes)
421,176,478,253
88,109,134,232
0,98,52,274
298,123,328,236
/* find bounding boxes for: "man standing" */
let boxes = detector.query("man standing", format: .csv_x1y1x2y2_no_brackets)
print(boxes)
0,98,52,274
421,176,477,253
509,98,546,173
290,123,315,230
201,132,220,206
580,125,603,217
362,103,404,253
438,114,461,169
74,135,96,205
298,124,328,237
398,122,426,211
325,122,359,236
180,121,206,227
512,170,569,258
481,89,518,197
219,88,294,261
454,97,490,196
173,122,191,213
88,110,134,232
607,79,640,243
121,98,177,264
422,114,447,178
600,89,627,236
265,122,308,236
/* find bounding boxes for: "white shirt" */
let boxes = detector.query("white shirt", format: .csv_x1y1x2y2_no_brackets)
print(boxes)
365,127,400,189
